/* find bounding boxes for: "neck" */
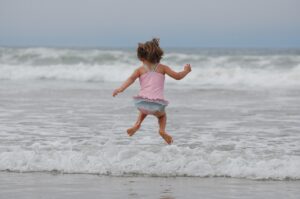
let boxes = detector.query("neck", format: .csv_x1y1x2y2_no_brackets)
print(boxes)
143,61,154,66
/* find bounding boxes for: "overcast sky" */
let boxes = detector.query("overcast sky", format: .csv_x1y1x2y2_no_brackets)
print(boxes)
0,0,299,47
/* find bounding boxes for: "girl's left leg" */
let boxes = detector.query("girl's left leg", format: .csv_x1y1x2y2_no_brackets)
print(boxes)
127,111,147,136
154,111,173,144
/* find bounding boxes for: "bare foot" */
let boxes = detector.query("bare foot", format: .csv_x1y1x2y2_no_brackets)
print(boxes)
159,131,173,145
127,124,140,136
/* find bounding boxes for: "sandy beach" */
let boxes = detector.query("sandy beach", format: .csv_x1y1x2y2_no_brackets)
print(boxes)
1,172,300,199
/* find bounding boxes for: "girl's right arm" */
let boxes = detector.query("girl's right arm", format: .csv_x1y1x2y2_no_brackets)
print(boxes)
112,68,140,97
164,64,191,80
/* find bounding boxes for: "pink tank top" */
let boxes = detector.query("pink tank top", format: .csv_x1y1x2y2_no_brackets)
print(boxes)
135,64,168,104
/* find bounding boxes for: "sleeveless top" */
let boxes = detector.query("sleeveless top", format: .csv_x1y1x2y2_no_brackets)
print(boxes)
133,63,169,105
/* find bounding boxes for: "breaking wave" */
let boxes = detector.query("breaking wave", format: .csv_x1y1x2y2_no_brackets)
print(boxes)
0,47,300,88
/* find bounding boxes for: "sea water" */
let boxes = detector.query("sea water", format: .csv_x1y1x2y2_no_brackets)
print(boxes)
0,47,299,180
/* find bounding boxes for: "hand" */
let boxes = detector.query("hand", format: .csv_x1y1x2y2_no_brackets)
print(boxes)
184,64,191,73
112,88,122,97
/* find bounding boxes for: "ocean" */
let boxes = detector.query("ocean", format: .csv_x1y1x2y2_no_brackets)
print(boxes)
0,47,299,198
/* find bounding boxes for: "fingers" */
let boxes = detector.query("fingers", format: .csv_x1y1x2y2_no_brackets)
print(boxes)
184,64,191,68
112,89,119,97
184,64,192,72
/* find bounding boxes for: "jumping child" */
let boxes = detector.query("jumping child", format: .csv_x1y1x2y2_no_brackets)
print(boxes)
112,38,191,144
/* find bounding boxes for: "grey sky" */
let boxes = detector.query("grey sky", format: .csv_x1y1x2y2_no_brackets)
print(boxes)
0,0,299,47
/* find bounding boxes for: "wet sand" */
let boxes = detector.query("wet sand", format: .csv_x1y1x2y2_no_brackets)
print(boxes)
0,172,299,199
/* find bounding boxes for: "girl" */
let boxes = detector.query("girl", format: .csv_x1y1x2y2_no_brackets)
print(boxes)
112,38,191,144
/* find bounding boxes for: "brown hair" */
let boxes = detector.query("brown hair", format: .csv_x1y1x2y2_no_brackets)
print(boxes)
137,38,164,64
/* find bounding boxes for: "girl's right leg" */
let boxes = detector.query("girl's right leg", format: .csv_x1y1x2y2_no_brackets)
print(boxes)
154,111,173,144
127,111,147,136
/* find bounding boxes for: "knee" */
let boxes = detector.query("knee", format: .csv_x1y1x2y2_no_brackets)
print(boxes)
141,113,148,117
155,111,165,118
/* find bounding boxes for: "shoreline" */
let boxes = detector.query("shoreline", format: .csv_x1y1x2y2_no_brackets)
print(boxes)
1,172,299,199
1,170,300,181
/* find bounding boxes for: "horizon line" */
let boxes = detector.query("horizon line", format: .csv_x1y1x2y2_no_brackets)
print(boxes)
1,45,300,50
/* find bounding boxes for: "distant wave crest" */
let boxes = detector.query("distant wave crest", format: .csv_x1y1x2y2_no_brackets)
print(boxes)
1,47,300,88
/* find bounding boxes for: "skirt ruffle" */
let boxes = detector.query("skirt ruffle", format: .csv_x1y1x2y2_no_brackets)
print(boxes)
133,95,169,105
133,96,168,114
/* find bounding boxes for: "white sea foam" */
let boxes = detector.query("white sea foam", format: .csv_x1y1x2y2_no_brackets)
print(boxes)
1,144,299,180
1,47,300,88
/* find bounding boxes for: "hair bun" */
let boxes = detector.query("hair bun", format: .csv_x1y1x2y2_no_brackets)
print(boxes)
152,38,160,46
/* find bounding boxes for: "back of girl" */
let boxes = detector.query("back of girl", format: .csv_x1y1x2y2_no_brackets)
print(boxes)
112,38,191,144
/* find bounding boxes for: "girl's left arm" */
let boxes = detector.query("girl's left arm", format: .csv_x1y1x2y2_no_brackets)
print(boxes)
112,68,140,97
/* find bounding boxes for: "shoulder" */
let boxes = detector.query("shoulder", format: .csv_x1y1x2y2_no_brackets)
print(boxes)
157,63,170,74
137,65,146,73
134,66,145,77
158,63,170,69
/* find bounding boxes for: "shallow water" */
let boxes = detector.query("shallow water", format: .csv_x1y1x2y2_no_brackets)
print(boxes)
0,80,299,180
1,47,300,180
